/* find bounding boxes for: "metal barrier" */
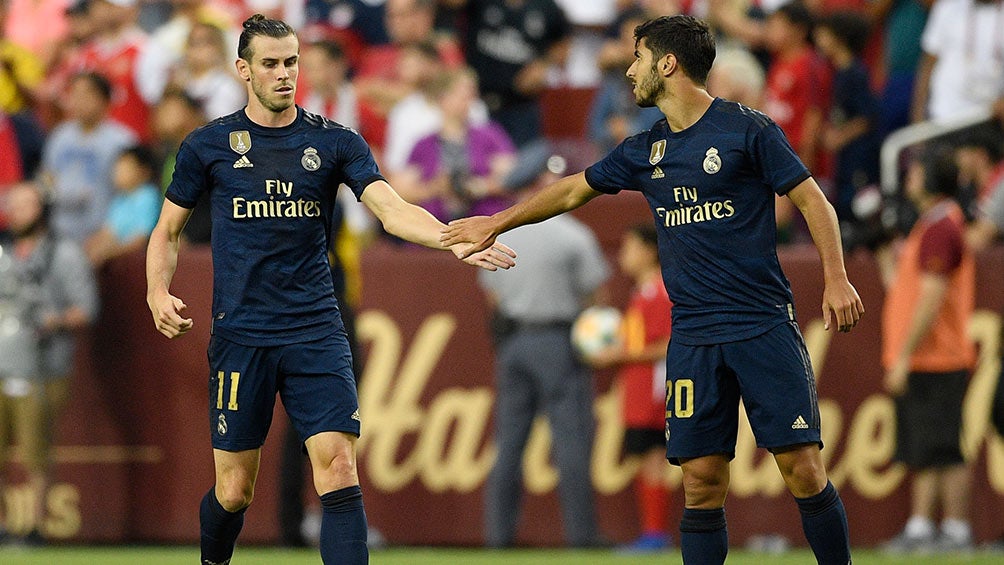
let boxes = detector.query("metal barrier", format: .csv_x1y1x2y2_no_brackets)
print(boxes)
879,110,994,195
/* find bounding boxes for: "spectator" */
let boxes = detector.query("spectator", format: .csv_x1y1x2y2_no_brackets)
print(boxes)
451,0,573,147
397,68,515,222
0,181,98,546
69,0,153,140
968,147,1004,250
297,39,360,130
762,1,829,174
136,0,235,108
954,125,1004,212
478,209,608,548
381,41,479,173
706,46,766,110
912,0,1004,125
84,144,162,267
40,71,136,242
36,0,98,130
762,2,830,242
815,11,881,226
354,0,464,151
866,0,929,135
590,223,674,553
878,147,976,554
166,20,245,120
150,88,208,242
2,0,71,70
589,8,663,152
0,0,45,116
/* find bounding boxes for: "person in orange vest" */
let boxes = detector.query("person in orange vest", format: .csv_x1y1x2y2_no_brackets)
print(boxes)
878,146,976,553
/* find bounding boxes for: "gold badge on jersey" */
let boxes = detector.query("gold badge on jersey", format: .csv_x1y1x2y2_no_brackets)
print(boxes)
229,131,251,155
649,139,666,165
703,147,721,174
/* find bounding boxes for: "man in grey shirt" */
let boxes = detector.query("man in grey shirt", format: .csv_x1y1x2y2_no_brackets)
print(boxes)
478,213,609,548
0,181,98,545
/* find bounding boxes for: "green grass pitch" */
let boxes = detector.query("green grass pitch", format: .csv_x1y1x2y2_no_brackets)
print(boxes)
0,546,1001,564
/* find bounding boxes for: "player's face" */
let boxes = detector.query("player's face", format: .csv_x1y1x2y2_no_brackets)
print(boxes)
239,34,299,113
626,40,665,108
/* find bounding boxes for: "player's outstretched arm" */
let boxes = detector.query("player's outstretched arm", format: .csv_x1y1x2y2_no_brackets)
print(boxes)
146,199,194,339
360,180,517,271
440,172,603,258
787,178,865,332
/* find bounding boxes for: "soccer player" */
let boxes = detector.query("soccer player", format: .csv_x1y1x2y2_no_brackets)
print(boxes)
441,15,863,565
145,14,515,565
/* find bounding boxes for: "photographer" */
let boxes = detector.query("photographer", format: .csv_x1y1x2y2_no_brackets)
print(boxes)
0,181,96,545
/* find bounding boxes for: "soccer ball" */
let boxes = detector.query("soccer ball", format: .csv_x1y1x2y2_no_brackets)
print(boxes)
571,306,622,358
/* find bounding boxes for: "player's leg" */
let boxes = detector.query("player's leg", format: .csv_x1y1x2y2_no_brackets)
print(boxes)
726,322,850,564
678,454,730,565
665,341,739,565
203,336,280,564
202,447,260,565
304,431,367,564
484,333,538,548
279,331,367,564
535,328,597,547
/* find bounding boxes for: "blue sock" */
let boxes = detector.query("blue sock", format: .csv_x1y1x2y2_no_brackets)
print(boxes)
199,489,246,565
680,507,728,565
319,485,369,565
795,481,851,565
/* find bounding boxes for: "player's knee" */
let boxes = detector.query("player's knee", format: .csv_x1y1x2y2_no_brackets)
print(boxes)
216,480,255,511
312,451,358,494
681,465,729,507
777,450,827,497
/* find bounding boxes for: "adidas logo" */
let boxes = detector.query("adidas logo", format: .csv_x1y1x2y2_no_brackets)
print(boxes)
233,155,253,168
791,415,809,429
351,409,361,422
651,166,665,179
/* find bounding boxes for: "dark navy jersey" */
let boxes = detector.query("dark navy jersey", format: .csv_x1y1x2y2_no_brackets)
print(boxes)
585,98,810,346
166,107,383,347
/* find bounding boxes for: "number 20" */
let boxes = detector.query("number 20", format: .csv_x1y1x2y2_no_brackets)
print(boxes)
216,371,240,411
666,378,694,418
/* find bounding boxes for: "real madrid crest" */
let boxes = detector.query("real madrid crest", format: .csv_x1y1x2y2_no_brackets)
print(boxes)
703,147,721,174
229,131,251,154
217,413,228,435
649,140,666,165
301,147,321,171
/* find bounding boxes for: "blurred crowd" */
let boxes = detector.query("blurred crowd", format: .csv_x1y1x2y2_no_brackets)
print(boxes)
0,0,1003,550
0,0,1001,250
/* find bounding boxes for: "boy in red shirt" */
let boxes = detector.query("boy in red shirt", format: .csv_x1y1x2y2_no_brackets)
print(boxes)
592,223,674,551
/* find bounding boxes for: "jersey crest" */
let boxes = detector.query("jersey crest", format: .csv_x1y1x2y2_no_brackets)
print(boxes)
703,147,721,174
301,147,321,171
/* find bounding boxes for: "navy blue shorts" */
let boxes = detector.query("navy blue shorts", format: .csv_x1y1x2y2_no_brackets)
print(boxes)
207,330,360,452
664,321,821,465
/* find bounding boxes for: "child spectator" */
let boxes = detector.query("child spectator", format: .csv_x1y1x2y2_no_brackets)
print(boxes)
815,11,881,227
589,223,674,553
84,144,161,267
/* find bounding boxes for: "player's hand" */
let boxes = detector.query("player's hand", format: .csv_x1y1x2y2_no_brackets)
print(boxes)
585,346,622,369
456,241,517,271
440,216,498,259
822,278,864,333
148,292,194,339
883,358,909,396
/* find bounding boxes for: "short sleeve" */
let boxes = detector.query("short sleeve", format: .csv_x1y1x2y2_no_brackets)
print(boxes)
338,130,386,200
584,142,635,194
165,138,209,209
751,122,811,195
921,0,951,56
917,217,964,275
